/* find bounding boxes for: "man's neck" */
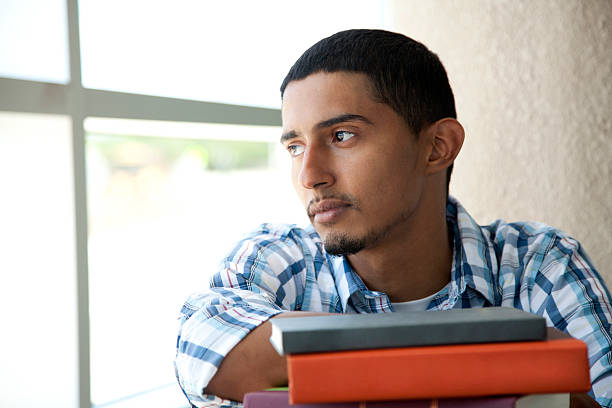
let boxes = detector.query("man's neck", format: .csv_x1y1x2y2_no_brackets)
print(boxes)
346,196,452,303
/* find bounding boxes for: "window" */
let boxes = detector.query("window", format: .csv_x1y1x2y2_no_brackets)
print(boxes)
0,0,69,83
0,1,389,407
86,120,307,407
79,0,388,108
0,112,78,408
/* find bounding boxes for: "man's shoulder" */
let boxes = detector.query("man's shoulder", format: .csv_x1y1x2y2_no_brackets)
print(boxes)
480,218,580,263
228,223,323,260
451,197,576,257
240,222,320,245
483,218,568,241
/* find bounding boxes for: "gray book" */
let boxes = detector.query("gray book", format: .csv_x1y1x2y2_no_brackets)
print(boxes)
269,307,546,355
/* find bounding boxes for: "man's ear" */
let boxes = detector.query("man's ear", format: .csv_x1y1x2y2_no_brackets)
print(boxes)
425,118,464,175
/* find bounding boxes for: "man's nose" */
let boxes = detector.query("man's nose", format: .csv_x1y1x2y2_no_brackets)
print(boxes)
298,145,335,190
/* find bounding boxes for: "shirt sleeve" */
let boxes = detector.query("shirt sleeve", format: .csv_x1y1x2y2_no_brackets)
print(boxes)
174,225,309,407
535,235,612,407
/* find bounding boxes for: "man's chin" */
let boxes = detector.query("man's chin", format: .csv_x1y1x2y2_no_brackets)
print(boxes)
322,232,366,256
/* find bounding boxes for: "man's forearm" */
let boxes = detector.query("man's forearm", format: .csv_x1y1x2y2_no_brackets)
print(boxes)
205,311,328,401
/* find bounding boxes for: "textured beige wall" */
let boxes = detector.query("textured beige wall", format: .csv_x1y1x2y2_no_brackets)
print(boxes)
389,0,612,287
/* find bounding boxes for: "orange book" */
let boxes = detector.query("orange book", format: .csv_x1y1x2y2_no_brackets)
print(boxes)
287,331,590,404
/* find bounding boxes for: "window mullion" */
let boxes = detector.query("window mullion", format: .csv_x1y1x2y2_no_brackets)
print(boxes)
0,78,68,115
66,1,91,408
83,89,281,126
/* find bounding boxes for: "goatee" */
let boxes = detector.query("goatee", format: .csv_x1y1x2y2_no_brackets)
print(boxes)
323,233,366,255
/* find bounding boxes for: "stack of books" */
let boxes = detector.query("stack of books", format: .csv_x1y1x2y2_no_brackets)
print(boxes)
244,308,591,408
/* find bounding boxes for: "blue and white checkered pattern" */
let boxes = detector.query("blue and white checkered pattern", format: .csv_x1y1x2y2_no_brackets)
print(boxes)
175,197,612,408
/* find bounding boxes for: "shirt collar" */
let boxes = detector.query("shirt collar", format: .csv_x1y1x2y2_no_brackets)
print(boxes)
446,196,500,306
327,196,500,312
328,254,393,313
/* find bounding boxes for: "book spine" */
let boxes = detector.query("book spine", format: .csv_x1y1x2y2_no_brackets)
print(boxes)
287,339,589,403
245,391,568,408
276,313,546,354
244,392,432,408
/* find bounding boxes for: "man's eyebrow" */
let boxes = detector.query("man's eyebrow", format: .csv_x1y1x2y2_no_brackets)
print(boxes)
280,114,372,144
280,130,298,144
315,113,373,129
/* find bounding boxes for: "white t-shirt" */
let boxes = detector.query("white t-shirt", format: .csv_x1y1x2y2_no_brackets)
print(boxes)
391,282,451,312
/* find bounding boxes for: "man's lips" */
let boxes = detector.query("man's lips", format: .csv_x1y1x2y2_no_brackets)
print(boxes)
308,199,352,224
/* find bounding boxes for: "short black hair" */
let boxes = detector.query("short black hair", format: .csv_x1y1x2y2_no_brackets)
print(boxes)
280,29,457,191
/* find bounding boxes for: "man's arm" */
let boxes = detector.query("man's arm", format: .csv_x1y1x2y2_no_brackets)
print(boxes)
175,289,283,406
533,235,612,407
175,225,331,406
206,311,328,401
205,318,287,401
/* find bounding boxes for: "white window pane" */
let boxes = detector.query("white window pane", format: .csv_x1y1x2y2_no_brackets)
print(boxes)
0,112,77,408
0,0,70,83
85,118,307,407
79,0,388,108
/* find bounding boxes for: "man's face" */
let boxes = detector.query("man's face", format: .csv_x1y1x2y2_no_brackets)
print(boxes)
281,72,431,255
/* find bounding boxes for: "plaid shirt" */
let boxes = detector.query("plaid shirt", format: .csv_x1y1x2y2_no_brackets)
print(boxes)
175,197,612,408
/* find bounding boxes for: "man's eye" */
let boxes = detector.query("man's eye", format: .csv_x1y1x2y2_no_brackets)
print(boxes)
287,144,305,156
335,130,355,142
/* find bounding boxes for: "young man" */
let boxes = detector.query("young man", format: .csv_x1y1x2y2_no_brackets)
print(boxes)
175,30,612,408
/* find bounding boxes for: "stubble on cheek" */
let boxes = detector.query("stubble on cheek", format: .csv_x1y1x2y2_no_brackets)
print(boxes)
319,199,416,256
